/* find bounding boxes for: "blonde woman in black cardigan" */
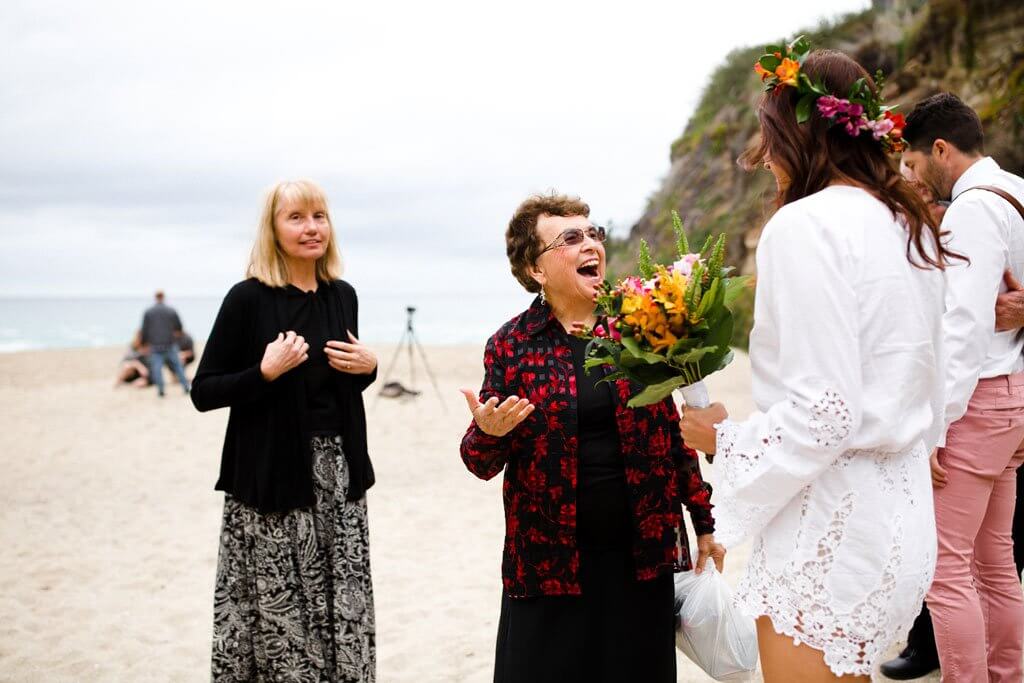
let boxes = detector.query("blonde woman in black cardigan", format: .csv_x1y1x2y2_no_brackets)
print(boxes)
192,179,378,683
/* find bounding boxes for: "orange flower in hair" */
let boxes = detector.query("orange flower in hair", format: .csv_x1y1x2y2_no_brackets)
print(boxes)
774,58,800,87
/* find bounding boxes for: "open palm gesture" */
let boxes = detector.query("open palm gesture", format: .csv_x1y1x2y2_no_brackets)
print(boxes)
460,390,535,437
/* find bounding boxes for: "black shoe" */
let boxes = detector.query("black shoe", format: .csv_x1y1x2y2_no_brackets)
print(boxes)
879,647,939,680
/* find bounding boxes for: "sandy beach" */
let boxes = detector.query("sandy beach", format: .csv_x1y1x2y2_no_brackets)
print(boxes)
0,344,923,682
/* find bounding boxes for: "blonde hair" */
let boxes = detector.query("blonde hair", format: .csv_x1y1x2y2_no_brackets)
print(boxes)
246,179,344,287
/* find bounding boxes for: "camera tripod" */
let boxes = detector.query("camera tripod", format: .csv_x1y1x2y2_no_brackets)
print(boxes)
377,306,445,408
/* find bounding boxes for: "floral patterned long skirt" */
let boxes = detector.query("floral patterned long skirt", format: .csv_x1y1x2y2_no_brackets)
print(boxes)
211,434,375,683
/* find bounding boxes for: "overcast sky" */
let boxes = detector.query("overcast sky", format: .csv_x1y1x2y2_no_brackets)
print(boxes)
1,0,869,301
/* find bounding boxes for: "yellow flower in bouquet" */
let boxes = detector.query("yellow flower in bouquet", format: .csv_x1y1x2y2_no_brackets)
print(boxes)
583,211,752,407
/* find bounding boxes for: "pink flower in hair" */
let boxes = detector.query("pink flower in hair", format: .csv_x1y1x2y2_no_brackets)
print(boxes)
844,102,864,118
816,95,844,118
866,116,895,140
843,117,867,136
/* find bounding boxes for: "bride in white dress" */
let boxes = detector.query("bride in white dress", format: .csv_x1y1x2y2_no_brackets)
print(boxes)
680,47,964,681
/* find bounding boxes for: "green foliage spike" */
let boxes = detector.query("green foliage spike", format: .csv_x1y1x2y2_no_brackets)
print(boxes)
686,261,704,310
708,234,727,276
699,234,715,258
671,210,689,256
638,239,655,280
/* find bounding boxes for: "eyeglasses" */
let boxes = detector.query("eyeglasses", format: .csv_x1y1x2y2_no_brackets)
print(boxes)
537,225,607,258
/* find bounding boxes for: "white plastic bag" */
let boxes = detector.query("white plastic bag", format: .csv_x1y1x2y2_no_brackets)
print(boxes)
674,566,758,681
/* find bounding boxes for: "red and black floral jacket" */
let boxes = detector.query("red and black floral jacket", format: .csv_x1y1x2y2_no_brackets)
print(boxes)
460,296,715,598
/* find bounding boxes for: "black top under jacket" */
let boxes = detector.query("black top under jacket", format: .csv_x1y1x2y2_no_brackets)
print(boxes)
191,278,377,512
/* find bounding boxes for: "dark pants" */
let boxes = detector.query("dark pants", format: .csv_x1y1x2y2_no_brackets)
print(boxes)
149,344,190,396
906,468,1024,658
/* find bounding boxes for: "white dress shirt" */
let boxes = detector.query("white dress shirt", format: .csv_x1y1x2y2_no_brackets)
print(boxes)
712,185,945,675
940,157,1024,442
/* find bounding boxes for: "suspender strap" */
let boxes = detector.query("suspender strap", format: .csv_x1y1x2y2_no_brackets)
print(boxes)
962,185,1024,222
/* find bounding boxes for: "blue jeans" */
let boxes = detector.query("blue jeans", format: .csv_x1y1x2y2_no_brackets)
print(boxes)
149,344,190,395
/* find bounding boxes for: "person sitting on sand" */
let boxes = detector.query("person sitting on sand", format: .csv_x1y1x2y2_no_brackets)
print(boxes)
460,192,724,683
177,331,195,368
115,330,150,387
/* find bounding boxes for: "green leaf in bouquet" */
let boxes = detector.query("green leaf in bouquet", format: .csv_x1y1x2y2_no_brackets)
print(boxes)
637,349,670,365
638,239,655,280
626,375,689,408
696,277,720,319
723,275,753,306
699,349,734,376
671,210,689,256
583,356,613,371
620,361,679,387
587,336,620,357
675,345,719,364
617,335,669,365
595,371,627,386
619,347,669,367
694,311,734,372
668,336,702,355
619,335,644,356
691,308,735,377
614,335,663,362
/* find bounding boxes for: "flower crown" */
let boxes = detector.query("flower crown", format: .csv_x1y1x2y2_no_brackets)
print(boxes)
754,36,906,153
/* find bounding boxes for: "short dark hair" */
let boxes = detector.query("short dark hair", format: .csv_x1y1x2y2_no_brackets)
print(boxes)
506,193,590,293
904,93,984,154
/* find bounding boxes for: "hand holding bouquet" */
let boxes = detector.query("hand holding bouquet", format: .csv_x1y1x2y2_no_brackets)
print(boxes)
582,211,751,412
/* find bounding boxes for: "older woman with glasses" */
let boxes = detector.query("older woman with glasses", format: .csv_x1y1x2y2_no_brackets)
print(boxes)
459,192,724,683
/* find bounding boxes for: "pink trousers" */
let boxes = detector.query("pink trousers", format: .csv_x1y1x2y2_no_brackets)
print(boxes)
927,373,1024,682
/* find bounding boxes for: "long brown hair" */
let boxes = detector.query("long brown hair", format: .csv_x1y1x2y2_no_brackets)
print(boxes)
741,49,959,269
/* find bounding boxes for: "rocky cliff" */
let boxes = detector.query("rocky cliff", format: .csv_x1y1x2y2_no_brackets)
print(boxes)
612,0,1024,347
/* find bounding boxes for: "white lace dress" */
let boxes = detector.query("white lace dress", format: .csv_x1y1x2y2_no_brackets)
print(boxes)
714,186,946,677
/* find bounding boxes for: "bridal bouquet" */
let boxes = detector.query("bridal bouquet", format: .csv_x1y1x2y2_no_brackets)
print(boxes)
582,211,750,410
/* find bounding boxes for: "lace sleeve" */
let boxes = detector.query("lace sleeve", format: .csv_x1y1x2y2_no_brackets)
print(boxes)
713,212,863,548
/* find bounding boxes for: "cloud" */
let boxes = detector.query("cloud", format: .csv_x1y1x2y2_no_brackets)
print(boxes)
0,0,868,296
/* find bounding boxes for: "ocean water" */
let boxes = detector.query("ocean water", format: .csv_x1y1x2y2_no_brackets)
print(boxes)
0,290,533,353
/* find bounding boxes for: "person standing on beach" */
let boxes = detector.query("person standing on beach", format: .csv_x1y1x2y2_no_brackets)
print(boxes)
889,93,1024,682
882,102,1024,680
460,192,724,683
679,46,957,681
191,179,378,683
140,290,190,396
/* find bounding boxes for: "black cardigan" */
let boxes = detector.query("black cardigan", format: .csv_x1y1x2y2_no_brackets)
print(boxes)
191,278,377,512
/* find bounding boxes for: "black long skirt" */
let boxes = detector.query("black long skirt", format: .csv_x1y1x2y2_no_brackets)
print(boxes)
493,548,676,683
211,434,375,683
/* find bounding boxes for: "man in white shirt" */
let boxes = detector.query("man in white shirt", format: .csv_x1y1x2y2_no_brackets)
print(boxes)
891,93,1024,682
